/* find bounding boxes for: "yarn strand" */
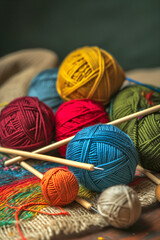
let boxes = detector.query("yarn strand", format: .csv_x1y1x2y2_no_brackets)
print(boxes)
126,77,160,93
5,202,69,240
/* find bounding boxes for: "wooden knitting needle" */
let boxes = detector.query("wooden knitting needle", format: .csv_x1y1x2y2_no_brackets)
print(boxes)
5,104,160,166
136,165,160,201
0,146,103,171
136,165,160,185
20,161,98,213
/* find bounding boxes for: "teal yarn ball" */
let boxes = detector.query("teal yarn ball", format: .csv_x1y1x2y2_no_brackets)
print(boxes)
66,124,138,192
28,68,64,113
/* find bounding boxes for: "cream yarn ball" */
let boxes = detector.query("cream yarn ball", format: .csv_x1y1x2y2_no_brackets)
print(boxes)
97,185,141,228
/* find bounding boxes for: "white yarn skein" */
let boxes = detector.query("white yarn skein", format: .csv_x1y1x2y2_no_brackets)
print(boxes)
97,185,141,228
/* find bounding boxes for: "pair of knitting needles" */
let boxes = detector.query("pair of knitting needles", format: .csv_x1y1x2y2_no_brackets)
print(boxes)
3,104,160,169
1,104,160,211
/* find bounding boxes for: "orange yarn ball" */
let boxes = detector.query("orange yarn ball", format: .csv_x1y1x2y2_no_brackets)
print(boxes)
41,168,79,206
57,46,125,105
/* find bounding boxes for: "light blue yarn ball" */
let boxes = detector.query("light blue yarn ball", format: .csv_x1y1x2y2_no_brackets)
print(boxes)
66,124,138,192
28,68,64,113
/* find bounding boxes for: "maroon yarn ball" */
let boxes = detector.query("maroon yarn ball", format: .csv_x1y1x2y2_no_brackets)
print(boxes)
55,99,110,157
0,96,55,151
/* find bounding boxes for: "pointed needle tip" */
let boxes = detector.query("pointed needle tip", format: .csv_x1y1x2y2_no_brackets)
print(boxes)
94,167,104,171
91,207,100,214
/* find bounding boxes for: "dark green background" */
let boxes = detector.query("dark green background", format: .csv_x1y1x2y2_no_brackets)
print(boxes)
0,0,160,70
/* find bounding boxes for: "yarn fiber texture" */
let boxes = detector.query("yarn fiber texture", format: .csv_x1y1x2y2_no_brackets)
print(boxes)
97,185,141,229
0,96,55,151
41,168,79,206
66,124,138,192
109,84,160,172
57,46,125,105
28,68,64,113
55,99,109,157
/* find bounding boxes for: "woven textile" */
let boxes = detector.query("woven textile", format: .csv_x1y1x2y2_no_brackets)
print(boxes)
0,173,158,240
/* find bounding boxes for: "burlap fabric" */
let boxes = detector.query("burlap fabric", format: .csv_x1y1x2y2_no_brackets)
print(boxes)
0,51,160,240
0,48,59,105
0,178,158,240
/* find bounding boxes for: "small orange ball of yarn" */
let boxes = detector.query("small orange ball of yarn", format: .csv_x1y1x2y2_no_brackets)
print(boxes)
41,168,79,206
57,46,125,105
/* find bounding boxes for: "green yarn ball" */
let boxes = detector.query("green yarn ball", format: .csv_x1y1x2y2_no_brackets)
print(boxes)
109,84,160,172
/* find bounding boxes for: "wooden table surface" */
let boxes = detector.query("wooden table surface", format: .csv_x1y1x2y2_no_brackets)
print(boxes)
70,202,160,240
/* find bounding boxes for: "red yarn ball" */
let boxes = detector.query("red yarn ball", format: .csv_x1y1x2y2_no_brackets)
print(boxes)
0,96,55,151
41,167,79,206
55,99,109,157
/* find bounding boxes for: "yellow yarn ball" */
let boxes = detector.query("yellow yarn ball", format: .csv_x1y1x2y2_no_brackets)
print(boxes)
57,46,125,105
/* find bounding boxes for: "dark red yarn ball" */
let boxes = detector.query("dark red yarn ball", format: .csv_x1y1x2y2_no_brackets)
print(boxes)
55,99,110,157
0,96,55,151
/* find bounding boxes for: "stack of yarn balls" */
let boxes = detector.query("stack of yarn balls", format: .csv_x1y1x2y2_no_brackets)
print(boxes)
109,84,160,172
0,46,141,204
55,99,109,157
28,46,125,110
